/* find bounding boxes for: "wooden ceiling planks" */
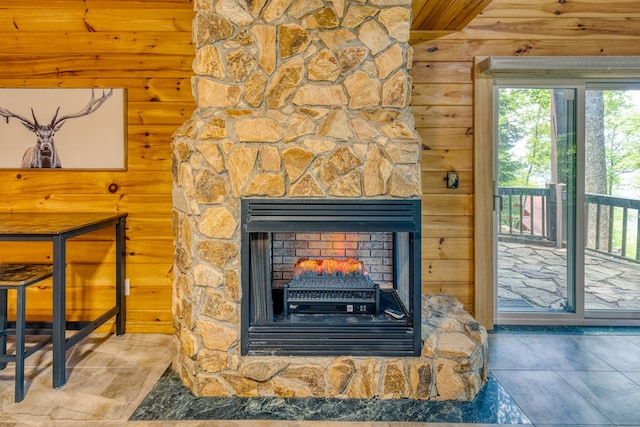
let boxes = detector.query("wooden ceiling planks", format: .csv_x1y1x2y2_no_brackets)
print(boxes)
411,0,493,31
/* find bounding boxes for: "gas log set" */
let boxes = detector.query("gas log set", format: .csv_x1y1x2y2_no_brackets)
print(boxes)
284,257,407,319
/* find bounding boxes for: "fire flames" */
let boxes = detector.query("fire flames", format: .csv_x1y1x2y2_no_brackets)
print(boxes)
294,257,365,276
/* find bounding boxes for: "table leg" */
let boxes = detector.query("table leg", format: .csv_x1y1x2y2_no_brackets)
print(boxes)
52,235,66,389
115,216,126,335
0,288,7,370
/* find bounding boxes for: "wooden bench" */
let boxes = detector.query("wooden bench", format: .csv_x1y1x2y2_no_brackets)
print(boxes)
0,264,53,403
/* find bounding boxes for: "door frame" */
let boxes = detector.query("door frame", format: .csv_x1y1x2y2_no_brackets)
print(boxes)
490,82,585,325
473,57,494,329
474,56,640,328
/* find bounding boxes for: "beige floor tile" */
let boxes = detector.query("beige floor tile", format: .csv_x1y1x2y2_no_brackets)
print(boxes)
1,333,171,425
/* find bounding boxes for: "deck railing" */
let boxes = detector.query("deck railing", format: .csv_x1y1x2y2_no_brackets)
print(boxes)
497,185,559,243
498,186,640,262
585,193,640,261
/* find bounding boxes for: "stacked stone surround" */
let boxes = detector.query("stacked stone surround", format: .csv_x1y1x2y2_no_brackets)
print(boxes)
171,0,488,400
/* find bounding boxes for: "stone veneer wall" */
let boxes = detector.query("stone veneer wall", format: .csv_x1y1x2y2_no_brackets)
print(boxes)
171,0,488,400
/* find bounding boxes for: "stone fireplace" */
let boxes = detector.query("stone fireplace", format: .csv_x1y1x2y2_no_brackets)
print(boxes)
171,0,488,400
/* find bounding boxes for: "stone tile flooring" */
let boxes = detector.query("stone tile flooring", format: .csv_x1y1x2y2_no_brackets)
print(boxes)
129,368,528,424
489,326,640,426
498,241,640,311
1,328,640,425
0,333,171,425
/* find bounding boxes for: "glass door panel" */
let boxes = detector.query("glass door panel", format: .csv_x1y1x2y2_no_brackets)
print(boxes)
496,87,577,314
584,88,640,312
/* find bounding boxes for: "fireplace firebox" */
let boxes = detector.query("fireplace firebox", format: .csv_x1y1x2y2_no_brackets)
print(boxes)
241,198,421,356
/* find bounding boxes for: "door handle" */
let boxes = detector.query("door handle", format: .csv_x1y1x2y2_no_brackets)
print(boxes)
493,195,502,211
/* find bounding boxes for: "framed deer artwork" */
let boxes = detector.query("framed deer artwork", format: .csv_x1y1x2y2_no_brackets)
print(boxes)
0,88,126,169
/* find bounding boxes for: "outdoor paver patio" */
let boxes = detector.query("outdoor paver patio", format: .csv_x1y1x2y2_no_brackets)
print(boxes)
498,241,640,311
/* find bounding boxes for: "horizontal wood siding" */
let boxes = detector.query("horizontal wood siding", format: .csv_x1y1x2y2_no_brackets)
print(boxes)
0,0,195,333
410,0,640,316
4,0,640,331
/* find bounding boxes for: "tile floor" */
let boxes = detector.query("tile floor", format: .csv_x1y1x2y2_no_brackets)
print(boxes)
488,327,640,426
1,328,639,426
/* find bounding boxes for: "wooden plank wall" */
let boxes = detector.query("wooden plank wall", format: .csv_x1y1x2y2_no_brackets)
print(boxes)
4,0,640,332
411,0,640,316
0,0,195,333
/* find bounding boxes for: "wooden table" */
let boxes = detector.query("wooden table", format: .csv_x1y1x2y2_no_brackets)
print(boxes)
0,212,127,389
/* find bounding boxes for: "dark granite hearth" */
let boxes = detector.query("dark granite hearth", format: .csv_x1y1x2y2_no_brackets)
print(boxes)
129,367,529,424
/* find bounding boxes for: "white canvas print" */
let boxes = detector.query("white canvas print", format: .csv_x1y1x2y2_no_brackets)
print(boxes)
0,88,126,169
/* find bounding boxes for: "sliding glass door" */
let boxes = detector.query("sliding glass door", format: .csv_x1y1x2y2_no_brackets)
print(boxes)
584,87,640,316
494,86,578,320
494,82,640,324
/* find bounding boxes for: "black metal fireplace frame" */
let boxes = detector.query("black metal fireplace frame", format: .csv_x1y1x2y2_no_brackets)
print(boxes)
240,198,421,356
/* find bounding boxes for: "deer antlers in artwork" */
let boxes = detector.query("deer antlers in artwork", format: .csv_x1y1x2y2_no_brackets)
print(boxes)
0,88,114,168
